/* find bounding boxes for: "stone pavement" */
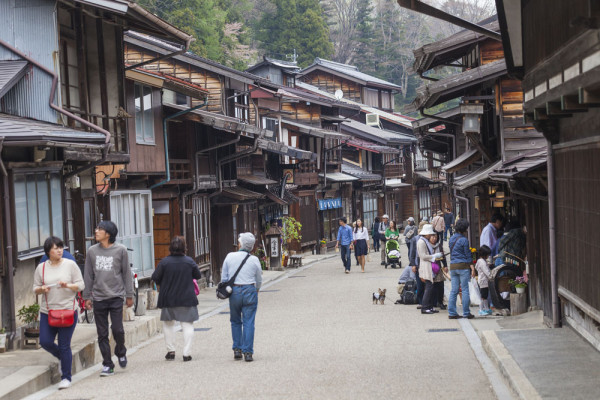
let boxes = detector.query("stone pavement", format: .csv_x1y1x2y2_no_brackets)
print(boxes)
471,311,600,400
36,244,496,400
0,253,335,400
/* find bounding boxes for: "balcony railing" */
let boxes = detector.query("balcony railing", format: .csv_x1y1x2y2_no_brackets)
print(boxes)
414,159,428,171
169,159,192,184
295,160,318,186
383,164,404,178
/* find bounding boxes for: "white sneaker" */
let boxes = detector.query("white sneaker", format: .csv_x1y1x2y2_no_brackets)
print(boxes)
58,379,71,390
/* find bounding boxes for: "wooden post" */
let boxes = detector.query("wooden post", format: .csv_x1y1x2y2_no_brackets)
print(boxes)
510,292,527,316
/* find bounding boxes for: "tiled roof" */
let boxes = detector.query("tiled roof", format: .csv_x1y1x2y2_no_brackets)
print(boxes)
299,58,401,91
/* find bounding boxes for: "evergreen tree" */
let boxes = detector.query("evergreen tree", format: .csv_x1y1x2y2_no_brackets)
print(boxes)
256,0,334,67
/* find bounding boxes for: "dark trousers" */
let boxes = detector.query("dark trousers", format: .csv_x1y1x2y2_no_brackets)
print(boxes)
340,244,352,271
436,231,444,243
406,241,412,255
434,281,445,306
39,312,77,381
422,281,435,310
415,270,425,305
94,297,126,368
373,237,380,252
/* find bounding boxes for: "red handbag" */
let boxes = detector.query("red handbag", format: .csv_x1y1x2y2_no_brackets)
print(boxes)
43,262,76,328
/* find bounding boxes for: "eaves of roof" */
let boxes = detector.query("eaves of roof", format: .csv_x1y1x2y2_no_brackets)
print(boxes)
295,81,414,131
408,59,507,112
74,1,193,45
413,18,499,74
298,58,401,92
125,32,263,84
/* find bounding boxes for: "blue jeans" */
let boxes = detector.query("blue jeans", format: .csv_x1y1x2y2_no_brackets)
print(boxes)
340,244,351,271
39,312,78,381
444,226,453,241
448,269,472,317
229,285,258,354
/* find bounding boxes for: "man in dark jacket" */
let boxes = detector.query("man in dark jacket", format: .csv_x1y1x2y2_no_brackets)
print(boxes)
443,208,455,241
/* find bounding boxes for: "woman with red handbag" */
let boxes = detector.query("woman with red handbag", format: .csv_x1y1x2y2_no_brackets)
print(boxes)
33,237,84,390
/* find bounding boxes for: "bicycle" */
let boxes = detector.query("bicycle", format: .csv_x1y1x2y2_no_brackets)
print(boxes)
74,250,94,323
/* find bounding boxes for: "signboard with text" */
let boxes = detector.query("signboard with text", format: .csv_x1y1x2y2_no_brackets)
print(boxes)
318,197,342,211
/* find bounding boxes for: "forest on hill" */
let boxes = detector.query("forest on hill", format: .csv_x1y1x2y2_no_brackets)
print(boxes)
136,0,495,114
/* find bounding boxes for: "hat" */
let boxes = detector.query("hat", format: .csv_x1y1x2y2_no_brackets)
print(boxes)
419,224,435,236
382,214,389,219
408,217,415,222
437,210,443,216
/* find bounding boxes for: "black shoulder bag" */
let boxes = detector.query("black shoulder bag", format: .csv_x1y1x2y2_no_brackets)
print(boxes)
216,253,251,299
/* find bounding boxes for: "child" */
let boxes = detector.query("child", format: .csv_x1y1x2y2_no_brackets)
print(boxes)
476,245,493,316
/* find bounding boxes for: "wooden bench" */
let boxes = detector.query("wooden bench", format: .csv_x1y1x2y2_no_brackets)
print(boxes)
289,255,302,268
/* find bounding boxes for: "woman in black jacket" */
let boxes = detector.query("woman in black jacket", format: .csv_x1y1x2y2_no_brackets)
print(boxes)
152,236,201,362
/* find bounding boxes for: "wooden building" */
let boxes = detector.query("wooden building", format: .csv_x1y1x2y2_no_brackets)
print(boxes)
121,33,317,282
496,0,600,345
0,0,191,349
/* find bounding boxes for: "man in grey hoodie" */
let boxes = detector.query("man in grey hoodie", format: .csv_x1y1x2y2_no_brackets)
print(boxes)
83,220,133,377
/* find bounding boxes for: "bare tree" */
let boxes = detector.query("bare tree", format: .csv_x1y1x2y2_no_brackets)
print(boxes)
322,0,371,64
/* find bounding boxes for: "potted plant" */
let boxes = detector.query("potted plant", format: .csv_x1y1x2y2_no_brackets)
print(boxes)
17,303,40,337
281,216,302,263
320,239,327,248
253,246,267,270
0,327,7,353
509,276,528,294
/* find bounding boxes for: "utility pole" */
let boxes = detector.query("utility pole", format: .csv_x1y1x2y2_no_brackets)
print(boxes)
286,49,297,63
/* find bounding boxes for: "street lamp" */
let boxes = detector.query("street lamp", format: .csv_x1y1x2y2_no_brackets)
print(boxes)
461,103,485,134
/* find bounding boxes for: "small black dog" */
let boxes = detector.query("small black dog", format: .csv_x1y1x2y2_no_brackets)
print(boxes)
372,288,386,305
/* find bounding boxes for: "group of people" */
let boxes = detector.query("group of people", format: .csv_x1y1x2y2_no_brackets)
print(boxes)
33,222,263,391
336,214,408,273
403,210,527,318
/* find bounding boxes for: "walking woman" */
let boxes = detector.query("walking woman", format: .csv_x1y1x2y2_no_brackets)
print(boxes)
353,218,369,272
152,236,201,362
385,220,400,240
222,232,263,362
33,237,84,390
416,225,443,314
448,218,476,319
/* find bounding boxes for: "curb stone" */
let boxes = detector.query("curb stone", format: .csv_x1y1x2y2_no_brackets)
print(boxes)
480,330,542,400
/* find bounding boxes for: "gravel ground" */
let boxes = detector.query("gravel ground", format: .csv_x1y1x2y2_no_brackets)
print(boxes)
46,246,495,400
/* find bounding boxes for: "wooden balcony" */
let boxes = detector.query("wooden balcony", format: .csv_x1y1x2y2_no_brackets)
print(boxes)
295,171,319,186
168,159,192,184
383,164,404,178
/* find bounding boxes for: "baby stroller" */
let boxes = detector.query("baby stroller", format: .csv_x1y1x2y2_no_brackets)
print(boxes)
385,238,402,269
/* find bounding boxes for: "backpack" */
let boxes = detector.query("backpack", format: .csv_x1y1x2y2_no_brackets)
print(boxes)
399,279,418,304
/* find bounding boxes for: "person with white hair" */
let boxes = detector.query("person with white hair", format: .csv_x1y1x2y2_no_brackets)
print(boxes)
221,232,263,362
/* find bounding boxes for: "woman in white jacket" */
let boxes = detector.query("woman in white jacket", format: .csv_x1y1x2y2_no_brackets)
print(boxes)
353,219,369,272
417,224,443,314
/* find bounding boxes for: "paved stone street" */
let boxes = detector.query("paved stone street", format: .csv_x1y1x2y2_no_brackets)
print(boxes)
45,247,495,400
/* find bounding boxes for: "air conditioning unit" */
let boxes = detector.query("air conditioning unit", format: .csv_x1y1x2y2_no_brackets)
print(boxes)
365,113,380,126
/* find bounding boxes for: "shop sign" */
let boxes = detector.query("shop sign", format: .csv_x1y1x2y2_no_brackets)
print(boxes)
319,197,342,210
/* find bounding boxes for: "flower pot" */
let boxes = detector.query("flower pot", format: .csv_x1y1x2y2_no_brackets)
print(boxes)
515,286,526,294
24,328,39,338
282,255,288,267
0,333,7,353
